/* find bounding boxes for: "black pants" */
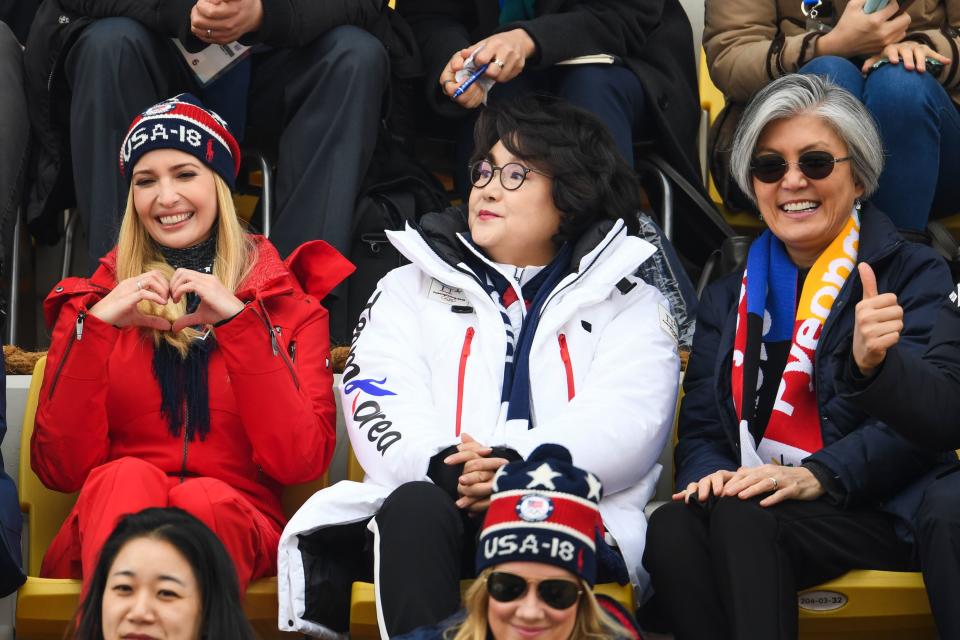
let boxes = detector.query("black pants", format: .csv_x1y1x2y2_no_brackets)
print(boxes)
643,496,915,640
64,17,388,271
373,481,482,637
915,467,960,639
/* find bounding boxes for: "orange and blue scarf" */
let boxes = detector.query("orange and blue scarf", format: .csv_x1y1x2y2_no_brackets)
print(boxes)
732,211,860,467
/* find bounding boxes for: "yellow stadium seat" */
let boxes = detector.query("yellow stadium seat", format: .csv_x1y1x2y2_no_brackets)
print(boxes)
346,441,636,639
698,49,765,234
17,356,327,639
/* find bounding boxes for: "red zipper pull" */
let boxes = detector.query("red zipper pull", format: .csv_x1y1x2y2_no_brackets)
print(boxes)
558,333,575,400
456,327,475,437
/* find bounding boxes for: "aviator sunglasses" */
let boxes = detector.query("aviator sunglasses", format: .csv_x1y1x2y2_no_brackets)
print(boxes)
750,151,851,183
486,571,583,610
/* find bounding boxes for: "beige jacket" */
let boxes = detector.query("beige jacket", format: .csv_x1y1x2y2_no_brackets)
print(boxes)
704,0,960,103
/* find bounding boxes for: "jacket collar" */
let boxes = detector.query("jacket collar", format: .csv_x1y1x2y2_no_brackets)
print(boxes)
394,205,655,288
855,203,904,264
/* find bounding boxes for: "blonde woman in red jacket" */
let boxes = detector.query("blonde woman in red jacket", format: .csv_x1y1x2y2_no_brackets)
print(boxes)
32,94,352,591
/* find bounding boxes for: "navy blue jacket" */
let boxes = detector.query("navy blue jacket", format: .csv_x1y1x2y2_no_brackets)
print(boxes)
0,349,25,596
836,286,960,452
676,206,956,535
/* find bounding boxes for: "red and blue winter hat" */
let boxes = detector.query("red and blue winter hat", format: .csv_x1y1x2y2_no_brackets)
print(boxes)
119,93,241,189
477,444,604,585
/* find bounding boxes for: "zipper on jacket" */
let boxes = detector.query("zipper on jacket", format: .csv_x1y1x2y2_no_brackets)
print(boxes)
558,333,575,400
455,327,475,437
47,310,85,400
255,299,301,389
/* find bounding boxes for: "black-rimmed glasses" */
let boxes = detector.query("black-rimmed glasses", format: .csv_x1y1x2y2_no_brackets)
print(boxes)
469,160,550,191
750,151,851,183
485,571,583,609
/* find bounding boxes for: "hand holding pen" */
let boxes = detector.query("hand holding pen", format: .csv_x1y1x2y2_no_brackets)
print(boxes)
452,63,490,99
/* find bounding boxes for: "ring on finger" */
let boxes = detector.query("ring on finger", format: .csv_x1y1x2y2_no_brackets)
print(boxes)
206,28,212,37
493,58,505,69
769,476,779,491
136,279,143,291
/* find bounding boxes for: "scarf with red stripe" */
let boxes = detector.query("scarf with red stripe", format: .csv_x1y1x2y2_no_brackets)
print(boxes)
732,210,860,467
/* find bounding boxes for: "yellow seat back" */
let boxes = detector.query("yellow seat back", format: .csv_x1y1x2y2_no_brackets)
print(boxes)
699,49,725,128
18,356,78,577
698,48,765,232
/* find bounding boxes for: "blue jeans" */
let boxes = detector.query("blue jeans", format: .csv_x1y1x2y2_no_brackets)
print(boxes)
800,56,960,230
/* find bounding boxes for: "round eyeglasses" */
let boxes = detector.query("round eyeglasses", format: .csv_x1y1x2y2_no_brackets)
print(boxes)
750,151,851,184
469,160,550,191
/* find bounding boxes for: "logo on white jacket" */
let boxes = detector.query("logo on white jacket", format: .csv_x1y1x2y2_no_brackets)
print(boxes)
342,290,402,454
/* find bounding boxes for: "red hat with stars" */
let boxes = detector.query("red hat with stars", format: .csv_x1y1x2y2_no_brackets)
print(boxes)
119,93,241,189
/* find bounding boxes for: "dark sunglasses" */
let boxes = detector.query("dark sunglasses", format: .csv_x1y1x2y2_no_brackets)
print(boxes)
486,571,583,610
750,151,851,183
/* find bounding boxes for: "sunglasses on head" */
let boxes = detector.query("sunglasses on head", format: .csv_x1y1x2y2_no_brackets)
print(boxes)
486,571,583,610
750,151,851,183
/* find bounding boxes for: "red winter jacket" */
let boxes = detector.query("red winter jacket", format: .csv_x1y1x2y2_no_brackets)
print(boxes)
32,237,353,527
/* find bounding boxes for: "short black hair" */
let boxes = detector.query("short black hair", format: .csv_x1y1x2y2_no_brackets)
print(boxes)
470,95,641,244
69,507,256,640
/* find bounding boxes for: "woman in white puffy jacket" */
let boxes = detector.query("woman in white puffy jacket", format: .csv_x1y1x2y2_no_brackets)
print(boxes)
278,96,683,638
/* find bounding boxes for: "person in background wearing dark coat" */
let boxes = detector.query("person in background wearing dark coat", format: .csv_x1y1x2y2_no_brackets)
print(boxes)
0,346,25,597
23,0,388,273
396,0,701,205
0,0,36,337
643,74,954,640
836,262,960,638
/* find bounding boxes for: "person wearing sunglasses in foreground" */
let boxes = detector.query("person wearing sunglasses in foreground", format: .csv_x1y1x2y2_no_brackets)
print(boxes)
395,444,642,640
643,74,955,640
277,96,681,636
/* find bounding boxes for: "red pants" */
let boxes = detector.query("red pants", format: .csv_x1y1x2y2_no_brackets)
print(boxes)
41,457,281,592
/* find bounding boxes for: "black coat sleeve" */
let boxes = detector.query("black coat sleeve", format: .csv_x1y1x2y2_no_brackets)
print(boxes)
806,246,953,505
836,294,960,451
60,0,196,43
500,0,665,68
395,1,474,117
62,0,383,49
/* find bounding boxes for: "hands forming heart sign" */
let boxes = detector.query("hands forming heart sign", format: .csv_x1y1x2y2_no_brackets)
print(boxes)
88,269,245,332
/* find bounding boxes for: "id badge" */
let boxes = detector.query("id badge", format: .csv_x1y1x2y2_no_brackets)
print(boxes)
173,39,251,87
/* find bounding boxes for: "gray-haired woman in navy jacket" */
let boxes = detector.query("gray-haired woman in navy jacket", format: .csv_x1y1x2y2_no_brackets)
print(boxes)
643,74,955,640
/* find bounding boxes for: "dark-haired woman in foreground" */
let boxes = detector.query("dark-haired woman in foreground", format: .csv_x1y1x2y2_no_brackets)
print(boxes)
69,508,255,640
278,96,683,637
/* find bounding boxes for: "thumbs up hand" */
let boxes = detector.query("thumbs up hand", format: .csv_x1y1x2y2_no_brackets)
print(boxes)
852,262,903,376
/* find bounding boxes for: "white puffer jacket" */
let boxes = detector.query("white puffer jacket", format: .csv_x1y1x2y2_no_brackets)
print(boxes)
278,216,680,636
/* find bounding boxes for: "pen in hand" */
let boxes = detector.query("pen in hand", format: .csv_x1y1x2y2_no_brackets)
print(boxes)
452,63,490,99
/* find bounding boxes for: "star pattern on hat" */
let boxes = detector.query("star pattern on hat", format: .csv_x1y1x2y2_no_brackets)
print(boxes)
526,462,563,490
586,473,602,501
492,465,508,492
